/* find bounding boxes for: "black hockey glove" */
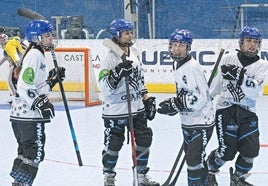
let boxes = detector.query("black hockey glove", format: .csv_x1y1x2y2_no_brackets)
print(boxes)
227,82,245,102
177,89,189,108
157,97,183,116
143,97,156,121
108,60,133,87
31,94,55,119
221,64,246,85
46,67,66,89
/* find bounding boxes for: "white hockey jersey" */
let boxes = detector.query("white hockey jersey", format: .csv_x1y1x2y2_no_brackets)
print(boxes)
98,46,147,119
210,51,268,113
10,48,51,123
173,57,214,128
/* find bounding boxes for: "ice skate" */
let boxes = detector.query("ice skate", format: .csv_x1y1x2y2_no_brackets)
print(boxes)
104,172,116,186
230,167,253,186
135,173,160,186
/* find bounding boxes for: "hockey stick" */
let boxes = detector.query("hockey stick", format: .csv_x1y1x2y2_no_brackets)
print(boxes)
103,38,139,185
50,50,83,166
168,156,186,186
161,144,184,186
17,7,45,20
161,48,225,186
17,7,83,166
208,48,225,87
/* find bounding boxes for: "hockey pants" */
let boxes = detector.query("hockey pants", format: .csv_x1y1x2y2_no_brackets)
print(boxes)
182,126,214,186
102,111,153,174
10,122,46,185
207,105,259,175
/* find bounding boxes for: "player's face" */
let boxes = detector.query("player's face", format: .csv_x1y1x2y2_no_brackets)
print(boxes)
119,30,133,44
241,37,259,53
170,42,188,57
41,32,54,48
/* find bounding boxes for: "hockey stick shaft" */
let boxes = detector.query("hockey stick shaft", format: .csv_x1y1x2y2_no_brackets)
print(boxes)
103,39,138,185
169,155,186,186
161,144,184,186
51,50,83,166
162,48,225,186
17,7,45,20
208,48,225,87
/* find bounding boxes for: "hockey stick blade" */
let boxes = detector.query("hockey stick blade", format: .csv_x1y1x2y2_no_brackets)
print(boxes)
17,7,45,20
103,38,124,57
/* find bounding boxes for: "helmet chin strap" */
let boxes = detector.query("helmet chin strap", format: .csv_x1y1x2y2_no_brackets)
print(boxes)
40,39,57,51
112,37,134,47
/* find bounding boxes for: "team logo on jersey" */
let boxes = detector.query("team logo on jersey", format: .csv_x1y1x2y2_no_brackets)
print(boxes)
22,67,35,85
40,63,46,70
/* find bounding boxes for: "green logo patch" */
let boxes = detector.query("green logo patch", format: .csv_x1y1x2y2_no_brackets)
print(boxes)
22,67,35,85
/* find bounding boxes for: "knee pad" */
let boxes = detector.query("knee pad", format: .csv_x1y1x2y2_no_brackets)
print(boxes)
104,128,125,151
239,139,259,158
135,127,153,147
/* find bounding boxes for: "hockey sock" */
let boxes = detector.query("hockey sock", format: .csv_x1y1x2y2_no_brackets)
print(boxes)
11,156,24,174
10,163,38,185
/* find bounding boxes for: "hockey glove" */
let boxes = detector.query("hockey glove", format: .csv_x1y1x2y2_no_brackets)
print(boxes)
108,60,133,87
143,96,156,121
177,89,189,108
46,67,66,89
221,64,246,85
227,82,245,102
157,97,183,116
31,94,55,119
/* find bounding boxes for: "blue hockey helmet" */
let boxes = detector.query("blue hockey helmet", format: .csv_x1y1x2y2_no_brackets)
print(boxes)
108,19,134,38
169,29,193,51
238,26,261,46
25,19,55,43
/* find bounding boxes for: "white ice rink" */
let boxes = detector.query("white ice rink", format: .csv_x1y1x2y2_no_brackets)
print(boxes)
0,92,267,186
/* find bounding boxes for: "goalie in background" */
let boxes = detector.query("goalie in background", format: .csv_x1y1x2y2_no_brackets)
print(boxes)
9,19,65,186
157,29,215,186
206,26,268,186
98,18,159,186
0,33,26,103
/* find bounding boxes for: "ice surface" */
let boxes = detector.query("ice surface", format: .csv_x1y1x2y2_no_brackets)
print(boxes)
0,92,267,185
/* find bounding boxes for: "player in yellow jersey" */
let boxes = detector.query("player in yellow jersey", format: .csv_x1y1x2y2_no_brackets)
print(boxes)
0,33,26,102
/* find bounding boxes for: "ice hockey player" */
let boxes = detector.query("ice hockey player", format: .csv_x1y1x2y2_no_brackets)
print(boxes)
0,33,26,103
157,29,215,186
98,18,159,186
9,19,65,186
206,26,268,186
